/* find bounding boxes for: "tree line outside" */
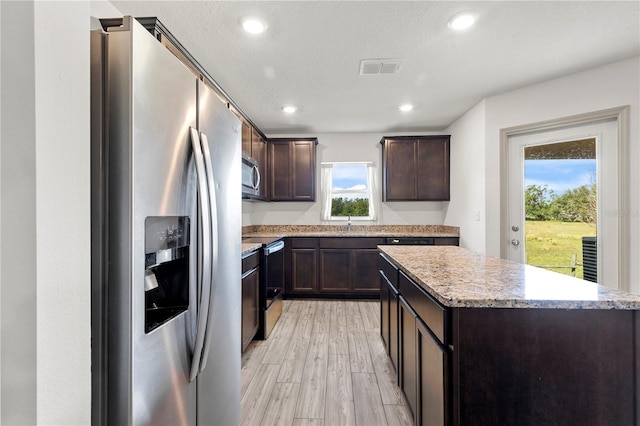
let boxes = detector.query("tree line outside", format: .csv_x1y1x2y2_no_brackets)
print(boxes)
525,183,596,224
525,181,596,279
331,197,369,216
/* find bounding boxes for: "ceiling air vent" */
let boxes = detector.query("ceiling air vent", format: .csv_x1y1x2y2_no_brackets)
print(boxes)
359,59,402,75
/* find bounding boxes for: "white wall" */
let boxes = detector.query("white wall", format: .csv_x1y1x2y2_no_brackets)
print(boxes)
443,100,486,253
249,132,448,225
481,56,640,293
1,1,121,423
0,0,2,417
34,2,93,423
1,2,38,423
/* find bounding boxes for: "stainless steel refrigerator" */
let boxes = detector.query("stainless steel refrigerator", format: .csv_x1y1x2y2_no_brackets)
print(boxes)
91,16,241,425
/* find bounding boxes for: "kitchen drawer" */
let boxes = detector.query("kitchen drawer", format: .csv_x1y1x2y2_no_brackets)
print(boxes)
379,253,399,289
242,250,259,274
290,238,318,249
399,270,448,345
319,237,385,249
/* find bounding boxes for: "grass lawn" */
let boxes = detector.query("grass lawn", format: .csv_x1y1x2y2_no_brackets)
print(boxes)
525,220,596,280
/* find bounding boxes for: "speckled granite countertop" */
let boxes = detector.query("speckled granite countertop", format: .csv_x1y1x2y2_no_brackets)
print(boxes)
242,224,459,238
379,245,640,310
241,243,261,257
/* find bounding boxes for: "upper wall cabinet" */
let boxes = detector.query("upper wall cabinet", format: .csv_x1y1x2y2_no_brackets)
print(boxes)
242,122,268,200
268,138,318,202
380,136,450,201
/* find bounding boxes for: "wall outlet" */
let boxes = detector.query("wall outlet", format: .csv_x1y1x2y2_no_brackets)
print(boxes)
474,210,481,221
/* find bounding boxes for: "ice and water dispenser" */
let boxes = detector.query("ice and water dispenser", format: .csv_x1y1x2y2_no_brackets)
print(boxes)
144,216,190,333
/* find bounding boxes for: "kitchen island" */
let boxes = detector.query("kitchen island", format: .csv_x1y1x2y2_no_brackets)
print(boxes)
378,245,640,426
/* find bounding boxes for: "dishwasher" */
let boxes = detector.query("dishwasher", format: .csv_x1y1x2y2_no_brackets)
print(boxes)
385,237,436,245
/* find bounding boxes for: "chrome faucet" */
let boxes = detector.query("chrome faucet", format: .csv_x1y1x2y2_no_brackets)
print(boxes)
347,215,352,231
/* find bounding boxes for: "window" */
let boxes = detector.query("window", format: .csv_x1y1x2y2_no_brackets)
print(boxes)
320,162,377,221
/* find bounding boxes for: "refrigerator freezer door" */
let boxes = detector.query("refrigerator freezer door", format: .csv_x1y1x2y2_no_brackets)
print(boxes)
102,18,198,425
196,81,242,426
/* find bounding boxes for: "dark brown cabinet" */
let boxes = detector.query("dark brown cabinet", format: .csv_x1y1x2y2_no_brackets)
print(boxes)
286,237,384,297
242,122,268,200
241,250,260,352
319,249,351,293
395,270,452,425
286,238,318,294
268,138,317,201
416,318,448,426
318,238,384,296
351,249,380,294
400,295,418,419
381,136,450,201
398,269,450,425
379,253,399,377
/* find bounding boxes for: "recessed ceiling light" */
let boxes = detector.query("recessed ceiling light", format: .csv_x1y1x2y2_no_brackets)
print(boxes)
241,17,268,34
399,104,413,112
447,11,478,31
282,105,297,114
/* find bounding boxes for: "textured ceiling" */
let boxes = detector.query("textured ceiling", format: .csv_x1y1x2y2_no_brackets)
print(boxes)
110,1,639,134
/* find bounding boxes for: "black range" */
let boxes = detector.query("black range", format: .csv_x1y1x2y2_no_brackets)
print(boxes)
242,236,284,339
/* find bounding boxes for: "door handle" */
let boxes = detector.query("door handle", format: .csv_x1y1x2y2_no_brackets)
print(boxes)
252,164,260,190
511,239,520,246
198,132,219,373
188,127,213,382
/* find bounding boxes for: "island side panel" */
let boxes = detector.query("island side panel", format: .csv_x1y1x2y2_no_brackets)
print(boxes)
453,307,636,426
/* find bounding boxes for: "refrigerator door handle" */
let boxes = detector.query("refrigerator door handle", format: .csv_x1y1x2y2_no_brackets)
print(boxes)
198,132,219,372
188,127,213,382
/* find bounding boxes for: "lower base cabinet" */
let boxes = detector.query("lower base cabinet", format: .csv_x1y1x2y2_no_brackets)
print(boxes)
241,250,260,352
417,317,449,426
400,295,450,426
400,296,418,419
287,236,458,298
380,254,400,376
319,249,350,293
287,237,385,297
351,249,381,294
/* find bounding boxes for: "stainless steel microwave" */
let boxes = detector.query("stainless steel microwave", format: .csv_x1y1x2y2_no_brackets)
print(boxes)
242,152,260,198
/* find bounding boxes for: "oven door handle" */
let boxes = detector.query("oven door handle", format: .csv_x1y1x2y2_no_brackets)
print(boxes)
265,240,285,255
241,266,258,280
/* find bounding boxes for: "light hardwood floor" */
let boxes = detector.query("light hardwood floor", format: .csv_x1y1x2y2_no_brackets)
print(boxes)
241,300,413,426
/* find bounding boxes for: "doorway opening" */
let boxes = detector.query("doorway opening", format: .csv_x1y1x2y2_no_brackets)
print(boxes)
523,138,597,280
